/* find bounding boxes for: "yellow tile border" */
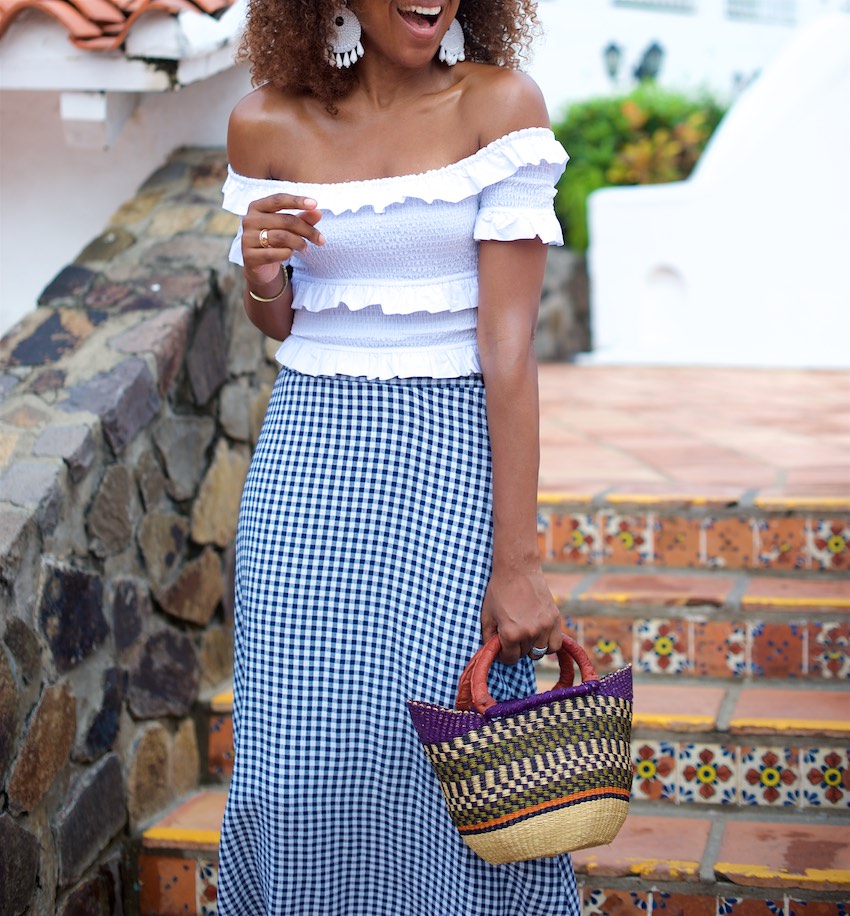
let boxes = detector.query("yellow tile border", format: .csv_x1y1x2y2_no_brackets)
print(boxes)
577,855,700,880
714,863,850,889
729,717,850,734
742,596,850,609
605,493,715,506
753,496,850,510
633,713,717,730
579,591,639,604
142,826,221,848
210,689,233,712
537,491,595,505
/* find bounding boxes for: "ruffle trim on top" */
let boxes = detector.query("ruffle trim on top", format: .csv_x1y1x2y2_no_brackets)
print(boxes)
275,337,481,380
222,127,568,216
473,207,564,245
291,274,478,315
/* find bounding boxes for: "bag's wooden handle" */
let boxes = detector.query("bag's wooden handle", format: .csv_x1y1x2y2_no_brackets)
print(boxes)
455,634,597,713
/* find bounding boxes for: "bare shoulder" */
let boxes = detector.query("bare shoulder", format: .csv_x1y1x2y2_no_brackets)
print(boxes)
227,85,310,179
459,64,550,147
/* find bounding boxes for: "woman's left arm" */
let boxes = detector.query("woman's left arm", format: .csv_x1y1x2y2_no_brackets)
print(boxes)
477,237,564,666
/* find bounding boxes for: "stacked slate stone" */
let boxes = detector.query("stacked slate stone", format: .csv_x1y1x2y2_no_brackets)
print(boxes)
0,149,279,916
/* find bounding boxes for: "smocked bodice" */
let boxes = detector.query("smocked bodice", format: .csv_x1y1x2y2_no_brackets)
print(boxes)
222,127,568,378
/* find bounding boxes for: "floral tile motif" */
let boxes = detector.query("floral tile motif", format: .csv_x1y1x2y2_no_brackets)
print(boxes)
692,620,748,677
632,741,676,802
651,892,715,915
196,859,218,916
749,621,805,678
600,512,654,565
703,517,756,569
653,516,702,568
788,900,850,915
582,887,649,914
808,621,850,679
756,517,809,569
740,746,800,806
635,619,689,674
580,615,632,674
549,512,599,565
678,743,737,804
718,899,785,915
808,519,850,570
801,747,850,808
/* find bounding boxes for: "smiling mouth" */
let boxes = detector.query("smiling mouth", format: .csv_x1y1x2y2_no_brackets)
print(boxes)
397,3,442,29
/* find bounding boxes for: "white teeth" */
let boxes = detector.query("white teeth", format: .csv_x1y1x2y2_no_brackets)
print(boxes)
399,5,442,14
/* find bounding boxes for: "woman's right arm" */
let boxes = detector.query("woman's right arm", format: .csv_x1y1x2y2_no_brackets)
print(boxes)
227,98,325,340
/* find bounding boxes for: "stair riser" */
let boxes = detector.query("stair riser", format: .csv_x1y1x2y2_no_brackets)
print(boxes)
630,739,850,810
205,705,850,813
135,852,850,916
539,509,850,573
207,714,233,781
561,612,849,680
576,885,850,915
138,852,217,916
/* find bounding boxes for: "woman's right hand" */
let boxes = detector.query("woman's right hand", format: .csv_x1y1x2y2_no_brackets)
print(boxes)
241,192,325,288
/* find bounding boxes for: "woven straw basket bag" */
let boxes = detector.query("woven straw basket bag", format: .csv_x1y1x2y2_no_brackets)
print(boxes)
408,634,633,865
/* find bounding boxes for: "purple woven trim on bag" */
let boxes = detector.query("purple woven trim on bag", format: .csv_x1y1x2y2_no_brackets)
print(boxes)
407,700,486,743
483,680,601,719
599,666,633,703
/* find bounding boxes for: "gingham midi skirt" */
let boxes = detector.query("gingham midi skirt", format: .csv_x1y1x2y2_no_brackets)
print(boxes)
217,368,580,916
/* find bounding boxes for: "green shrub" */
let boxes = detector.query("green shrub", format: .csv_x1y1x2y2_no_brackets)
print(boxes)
551,85,726,251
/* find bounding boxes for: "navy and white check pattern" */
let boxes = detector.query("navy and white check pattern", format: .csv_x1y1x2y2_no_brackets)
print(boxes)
217,368,580,915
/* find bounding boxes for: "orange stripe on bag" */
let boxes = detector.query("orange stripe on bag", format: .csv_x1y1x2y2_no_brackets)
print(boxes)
457,786,631,833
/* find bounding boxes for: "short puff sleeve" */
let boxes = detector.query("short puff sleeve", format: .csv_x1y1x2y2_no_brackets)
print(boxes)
473,161,565,246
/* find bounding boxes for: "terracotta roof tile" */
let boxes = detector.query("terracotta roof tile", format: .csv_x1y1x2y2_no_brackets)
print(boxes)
0,0,235,52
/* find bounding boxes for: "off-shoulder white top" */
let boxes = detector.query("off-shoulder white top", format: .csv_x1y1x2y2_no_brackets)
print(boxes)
222,127,568,379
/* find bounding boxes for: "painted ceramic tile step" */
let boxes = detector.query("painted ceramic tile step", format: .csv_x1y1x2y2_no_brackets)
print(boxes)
202,684,234,782
543,571,850,681
572,811,850,895
533,674,850,811
576,885,850,914
538,503,850,573
138,789,226,916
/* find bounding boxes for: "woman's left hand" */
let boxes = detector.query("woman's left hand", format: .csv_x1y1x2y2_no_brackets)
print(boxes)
480,565,563,666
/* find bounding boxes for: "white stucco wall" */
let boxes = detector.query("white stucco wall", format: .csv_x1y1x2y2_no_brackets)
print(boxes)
530,0,848,114
0,65,252,336
585,12,850,368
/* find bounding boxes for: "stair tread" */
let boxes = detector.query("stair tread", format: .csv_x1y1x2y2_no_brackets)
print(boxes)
534,675,850,736
142,788,227,852
572,813,850,891
729,687,850,736
141,794,850,894
536,365,849,507
716,819,850,890
543,569,850,611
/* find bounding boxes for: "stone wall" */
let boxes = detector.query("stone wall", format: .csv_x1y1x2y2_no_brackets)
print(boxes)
0,148,277,915
0,146,585,915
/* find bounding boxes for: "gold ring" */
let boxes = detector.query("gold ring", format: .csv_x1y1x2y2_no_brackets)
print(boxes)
259,228,270,248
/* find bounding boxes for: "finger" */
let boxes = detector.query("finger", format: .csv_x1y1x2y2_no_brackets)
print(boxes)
252,217,325,251
249,192,319,213
497,632,523,667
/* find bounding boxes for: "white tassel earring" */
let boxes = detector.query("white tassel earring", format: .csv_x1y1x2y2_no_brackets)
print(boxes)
438,18,465,66
329,7,364,69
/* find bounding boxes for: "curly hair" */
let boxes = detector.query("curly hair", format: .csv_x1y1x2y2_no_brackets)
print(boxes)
237,0,540,110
